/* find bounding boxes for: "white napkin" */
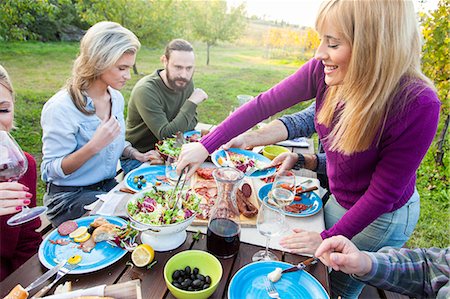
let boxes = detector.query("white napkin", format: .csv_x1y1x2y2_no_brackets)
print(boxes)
277,137,310,148
42,285,105,299
95,192,127,216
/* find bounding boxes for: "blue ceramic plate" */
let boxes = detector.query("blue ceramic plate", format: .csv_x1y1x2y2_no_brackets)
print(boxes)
228,261,329,299
183,130,201,141
211,148,276,179
38,216,127,274
124,165,169,192
258,183,323,217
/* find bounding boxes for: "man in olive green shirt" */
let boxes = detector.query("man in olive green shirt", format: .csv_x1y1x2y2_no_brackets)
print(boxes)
122,39,208,173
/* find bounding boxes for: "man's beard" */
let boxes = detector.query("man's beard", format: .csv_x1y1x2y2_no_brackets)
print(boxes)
166,68,192,92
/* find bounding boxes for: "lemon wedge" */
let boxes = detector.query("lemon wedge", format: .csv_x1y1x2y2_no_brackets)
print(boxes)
73,232,91,243
68,255,82,265
131,244,155,267
69,226,88,239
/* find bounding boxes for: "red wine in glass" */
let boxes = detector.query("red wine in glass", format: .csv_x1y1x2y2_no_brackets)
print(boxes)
0,131,47,226
207,218,240,258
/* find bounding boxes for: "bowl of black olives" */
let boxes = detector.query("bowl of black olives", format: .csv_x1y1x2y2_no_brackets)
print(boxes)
164,250,223,299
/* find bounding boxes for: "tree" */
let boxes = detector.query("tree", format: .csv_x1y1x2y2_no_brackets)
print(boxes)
0,0,82,41
188,0,246,65
421,0,449,165
75,0,187,74
75,0,185,47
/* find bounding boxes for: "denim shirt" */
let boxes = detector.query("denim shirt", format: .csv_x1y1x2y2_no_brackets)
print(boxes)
278,101,327,174
41,87,126,186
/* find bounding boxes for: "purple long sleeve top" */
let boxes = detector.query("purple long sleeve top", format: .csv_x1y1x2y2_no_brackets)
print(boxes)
201,59,440,240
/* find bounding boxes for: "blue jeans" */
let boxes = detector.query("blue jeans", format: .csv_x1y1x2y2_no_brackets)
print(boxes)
120,158,143,175
44,179,117,227
324,190,420,299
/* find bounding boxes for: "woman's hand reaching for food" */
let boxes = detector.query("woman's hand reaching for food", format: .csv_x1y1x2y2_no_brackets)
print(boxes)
279,228,323,255
176,142,209,178
223,133,253,150
0,182,32,216
271,152,298,172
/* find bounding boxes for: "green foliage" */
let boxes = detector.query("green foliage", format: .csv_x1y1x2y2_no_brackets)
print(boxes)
0,0,55,41
75,0,186,46
421,0,449,115
188,0,247,65
0,0,86,41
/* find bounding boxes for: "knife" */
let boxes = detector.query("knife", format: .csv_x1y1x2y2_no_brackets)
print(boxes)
282,257,319,273
4,259,67,298
26,259,67,292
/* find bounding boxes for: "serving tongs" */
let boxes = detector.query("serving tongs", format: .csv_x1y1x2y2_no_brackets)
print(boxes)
174,131,187,148
168,165,190,210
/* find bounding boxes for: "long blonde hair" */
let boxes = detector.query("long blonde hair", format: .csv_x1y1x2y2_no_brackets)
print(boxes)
0,65,14,100
316,0,433,154
66,21,140,115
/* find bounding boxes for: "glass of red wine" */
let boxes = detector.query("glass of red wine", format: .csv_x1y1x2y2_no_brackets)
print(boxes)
0,131,47,226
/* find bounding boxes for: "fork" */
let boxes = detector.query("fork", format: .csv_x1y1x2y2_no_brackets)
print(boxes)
223,150,234,167
32,263,79,298
264,277,281,299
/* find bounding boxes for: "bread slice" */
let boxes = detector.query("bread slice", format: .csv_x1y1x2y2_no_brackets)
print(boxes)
92,223,118,242
4,284,28,299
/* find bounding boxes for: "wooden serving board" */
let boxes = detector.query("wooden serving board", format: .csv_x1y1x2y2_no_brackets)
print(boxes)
190,173,260,227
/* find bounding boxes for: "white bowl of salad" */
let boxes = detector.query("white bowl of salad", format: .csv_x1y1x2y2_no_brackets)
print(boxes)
126,187,202,251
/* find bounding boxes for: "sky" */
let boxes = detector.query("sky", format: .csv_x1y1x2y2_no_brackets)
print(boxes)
227,0,440,27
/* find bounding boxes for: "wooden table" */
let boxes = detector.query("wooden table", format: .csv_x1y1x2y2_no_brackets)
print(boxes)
0,230,329,298
1,124,329,298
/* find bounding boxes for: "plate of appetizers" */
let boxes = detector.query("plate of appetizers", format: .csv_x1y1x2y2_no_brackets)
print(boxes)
39,216,129,274
124,165,170,192
258,183,323,217
211,148,276,179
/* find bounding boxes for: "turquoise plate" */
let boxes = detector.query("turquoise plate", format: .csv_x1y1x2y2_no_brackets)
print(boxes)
258,183,323,217
183,130,201,141
211,148,276,179
228,261,329,299
124,165,168,192
38,216,127,274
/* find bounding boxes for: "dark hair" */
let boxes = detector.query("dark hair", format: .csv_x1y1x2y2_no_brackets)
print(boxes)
164,39,193,59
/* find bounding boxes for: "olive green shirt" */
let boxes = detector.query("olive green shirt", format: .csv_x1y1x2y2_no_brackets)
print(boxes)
125,70,198,152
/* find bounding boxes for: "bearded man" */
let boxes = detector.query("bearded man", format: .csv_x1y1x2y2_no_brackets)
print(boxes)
122,39,208,173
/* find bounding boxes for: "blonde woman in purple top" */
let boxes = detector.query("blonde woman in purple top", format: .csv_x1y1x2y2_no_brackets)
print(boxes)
177,0,441,297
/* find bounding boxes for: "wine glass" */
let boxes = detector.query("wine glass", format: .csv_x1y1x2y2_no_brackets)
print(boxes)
165,156,178,183
269,170,296,211
0,131,47,226
252,197,286,261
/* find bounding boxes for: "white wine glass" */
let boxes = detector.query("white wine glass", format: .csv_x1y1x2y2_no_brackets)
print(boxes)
252,197,285,261
0,131,47,226
270,170,296,211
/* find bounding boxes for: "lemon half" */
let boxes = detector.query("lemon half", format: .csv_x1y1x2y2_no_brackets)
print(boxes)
69,226,88,239
73,232,91,243
131,244,155,267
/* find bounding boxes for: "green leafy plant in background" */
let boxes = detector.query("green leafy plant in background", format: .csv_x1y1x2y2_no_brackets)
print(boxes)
408,0,450,248
188,0,247,65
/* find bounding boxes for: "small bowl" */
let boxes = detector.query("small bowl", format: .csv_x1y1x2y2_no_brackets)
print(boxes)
164,250,223,299
262,145,290,160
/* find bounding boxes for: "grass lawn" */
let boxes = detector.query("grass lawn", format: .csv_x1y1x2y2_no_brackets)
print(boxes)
1,42,448,248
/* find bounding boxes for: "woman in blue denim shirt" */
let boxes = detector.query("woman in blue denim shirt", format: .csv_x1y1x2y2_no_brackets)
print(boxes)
41,22,162,226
